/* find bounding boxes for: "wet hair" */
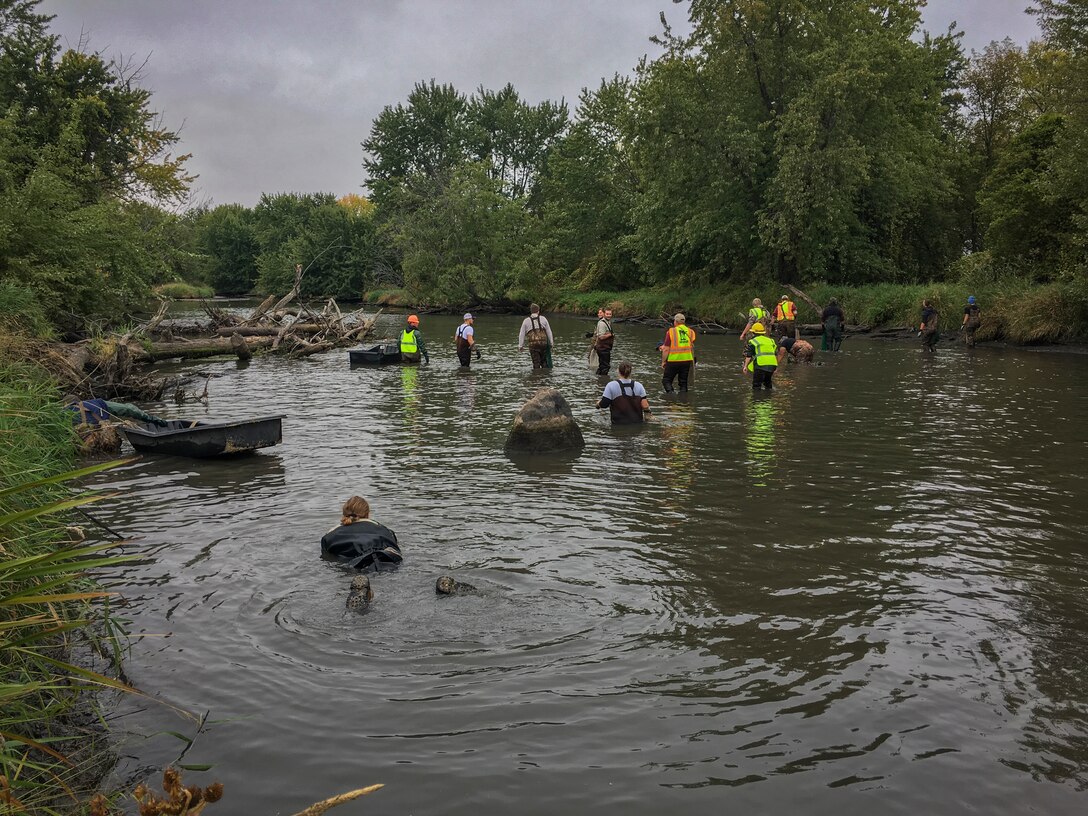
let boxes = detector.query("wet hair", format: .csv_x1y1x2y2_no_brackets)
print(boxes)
341,495,370,525
618,361,633,377
530,303,540,314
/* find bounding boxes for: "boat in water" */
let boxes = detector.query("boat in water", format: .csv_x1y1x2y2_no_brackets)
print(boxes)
119,415,285,458
349,343,402,365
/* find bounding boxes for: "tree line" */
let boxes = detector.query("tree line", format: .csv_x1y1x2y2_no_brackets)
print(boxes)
2,0,1085,334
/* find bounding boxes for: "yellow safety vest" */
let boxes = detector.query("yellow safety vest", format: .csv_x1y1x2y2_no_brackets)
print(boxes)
400,329,418,354
748,335,778,369
749,307,769,322
666,325,695,362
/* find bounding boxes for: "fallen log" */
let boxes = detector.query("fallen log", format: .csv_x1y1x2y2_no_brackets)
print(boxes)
134,336,275,362
215,324,324,337
242,294,278,326
291,339,336,358
230,332,252,361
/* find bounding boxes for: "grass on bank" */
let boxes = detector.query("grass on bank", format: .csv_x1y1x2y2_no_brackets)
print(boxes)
0,357,138,814
367,271,1088,345
152,282,214,300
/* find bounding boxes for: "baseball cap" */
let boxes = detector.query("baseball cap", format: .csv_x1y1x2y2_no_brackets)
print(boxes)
463,313,473,320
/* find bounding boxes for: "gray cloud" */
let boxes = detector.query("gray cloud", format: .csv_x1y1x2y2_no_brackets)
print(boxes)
42,0,1040,207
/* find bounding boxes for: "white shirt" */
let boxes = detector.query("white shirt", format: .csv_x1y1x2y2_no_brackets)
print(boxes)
601,379,647,400
456,324,474,341
518,314,554,348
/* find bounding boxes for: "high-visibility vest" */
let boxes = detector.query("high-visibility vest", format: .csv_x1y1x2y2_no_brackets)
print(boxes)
748,335,778,369
749,307,769,323
665,325,695,362
400,329,418,354
775,300,796,321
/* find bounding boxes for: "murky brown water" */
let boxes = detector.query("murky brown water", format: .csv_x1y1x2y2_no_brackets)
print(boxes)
89,310,1088,815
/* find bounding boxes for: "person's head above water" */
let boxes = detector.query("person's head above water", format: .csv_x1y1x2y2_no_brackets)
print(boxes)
341,496,370,525
752,298,763,307
407,314,419,326
618,361,633,378
968,296,976,305
530,303,540,315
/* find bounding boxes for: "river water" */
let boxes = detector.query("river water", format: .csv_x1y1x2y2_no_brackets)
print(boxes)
88,310,1088,815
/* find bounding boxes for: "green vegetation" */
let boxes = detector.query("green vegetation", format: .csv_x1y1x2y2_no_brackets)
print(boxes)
0,357,136,813
3,0,1087,340
153,282,214,300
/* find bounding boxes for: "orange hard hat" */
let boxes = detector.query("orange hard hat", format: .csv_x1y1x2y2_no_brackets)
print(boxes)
407,314,420,325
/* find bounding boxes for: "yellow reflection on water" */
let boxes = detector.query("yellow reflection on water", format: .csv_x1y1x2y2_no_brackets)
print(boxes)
745,395,778,487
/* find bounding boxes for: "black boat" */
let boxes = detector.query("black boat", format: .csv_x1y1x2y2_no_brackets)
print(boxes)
119,415,285,458
349,343,402,365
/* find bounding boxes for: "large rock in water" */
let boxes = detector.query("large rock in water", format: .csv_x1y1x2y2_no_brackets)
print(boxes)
505,388,585,454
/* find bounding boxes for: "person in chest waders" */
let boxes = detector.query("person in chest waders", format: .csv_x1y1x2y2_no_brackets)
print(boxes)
661,313,696,393
518,303,554,369
743,298,771,343
919,300,940,352
593,308,615,375
596,361,651,424
455,313,479,368
821,298,845,351
744,322,778,390
400,314,430,364
774,294,799,341
961,296,981,347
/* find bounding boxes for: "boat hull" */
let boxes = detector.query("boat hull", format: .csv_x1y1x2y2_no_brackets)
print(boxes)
349,343,401,365
120,415,284,458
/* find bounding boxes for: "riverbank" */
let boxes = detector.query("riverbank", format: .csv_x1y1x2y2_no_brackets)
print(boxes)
366,278,1088,345
0,347,128,813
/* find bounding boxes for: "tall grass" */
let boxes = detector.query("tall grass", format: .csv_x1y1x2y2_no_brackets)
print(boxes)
1,359,137,814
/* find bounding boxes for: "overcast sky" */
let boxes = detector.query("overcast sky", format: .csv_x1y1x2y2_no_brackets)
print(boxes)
43,1,1041,207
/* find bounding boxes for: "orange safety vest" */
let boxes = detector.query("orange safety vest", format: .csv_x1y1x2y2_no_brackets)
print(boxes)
665,325,695,362
774,300,796,321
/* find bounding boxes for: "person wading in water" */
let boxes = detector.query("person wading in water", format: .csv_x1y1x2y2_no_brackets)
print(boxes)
961,296,981,347
399,314,429,364
596,361,651,424
518,304,554,369
744,322,779,390
455,313,478,368
919,300,940,352
593,308,615,375
661,313,696,393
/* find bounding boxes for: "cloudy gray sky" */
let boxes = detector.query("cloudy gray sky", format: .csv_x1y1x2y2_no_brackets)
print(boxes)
43,1,1041,207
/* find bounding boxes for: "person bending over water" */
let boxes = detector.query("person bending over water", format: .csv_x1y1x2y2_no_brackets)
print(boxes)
321,496,402,571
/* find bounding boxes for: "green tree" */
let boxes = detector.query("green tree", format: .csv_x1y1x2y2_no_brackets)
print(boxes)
534,76,640,289
0,0,194,328
396,162,532,303
978,113,1070,275
629,0,963,285
202,204,259,294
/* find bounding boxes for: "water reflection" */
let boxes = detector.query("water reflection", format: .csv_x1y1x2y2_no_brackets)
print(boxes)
744,395,777,486
659,399,696,494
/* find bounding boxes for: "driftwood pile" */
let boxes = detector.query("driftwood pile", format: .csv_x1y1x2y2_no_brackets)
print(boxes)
36,272,380,401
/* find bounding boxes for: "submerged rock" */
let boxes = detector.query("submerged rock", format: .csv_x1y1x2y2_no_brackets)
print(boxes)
346,575,374,611
504,388,585,455
436,575,477,595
